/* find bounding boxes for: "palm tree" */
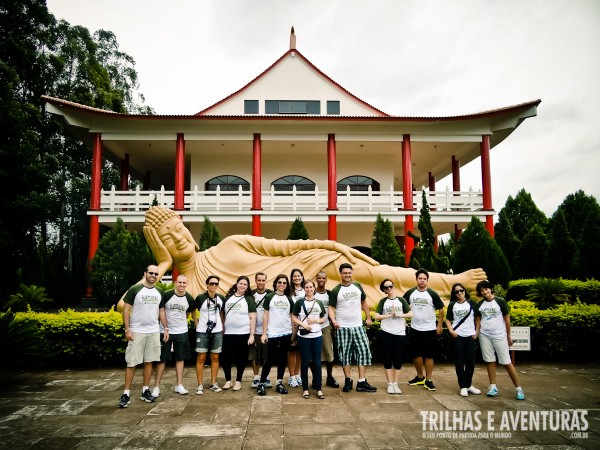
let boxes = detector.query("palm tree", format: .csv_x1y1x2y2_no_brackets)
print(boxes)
526,278,570,309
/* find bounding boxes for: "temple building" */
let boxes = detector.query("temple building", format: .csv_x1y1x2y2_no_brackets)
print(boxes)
43,28,540,273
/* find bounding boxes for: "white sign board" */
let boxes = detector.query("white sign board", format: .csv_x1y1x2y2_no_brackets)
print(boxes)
510,326,531,351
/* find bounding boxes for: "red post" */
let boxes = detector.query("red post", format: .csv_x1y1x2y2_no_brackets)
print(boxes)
480,135,494,237
252,215,261,236
174,133,185,210
251,134,262,236
402,135,414,265
327,134,338,240
328,215,337,241
86,133,102,297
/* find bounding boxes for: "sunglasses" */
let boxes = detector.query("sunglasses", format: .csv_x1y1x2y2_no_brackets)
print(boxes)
383,285,394,289
208,282,219,286
454,289,465,294
147,272,159,276
277,280,288,284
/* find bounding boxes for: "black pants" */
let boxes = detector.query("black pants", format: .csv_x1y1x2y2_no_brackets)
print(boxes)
379,330,406,370
222,334,250,382
261,334,291,382
452,336,476,388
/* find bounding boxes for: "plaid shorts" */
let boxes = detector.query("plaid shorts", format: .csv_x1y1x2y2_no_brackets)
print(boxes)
336,326,372,366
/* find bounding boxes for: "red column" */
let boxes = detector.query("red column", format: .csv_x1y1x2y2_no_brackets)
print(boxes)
452,155,462,240
327,134,338,240
120,154,129,191
402,135,414,265
480,135,494,237
428,172,438,252
252,134,262,236
86,133,102,297
174,133,185,210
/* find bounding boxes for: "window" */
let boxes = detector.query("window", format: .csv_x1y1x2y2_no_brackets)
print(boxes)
327,101,340,115
244,100,259,114
272,175,315,192
206,175,250,192
265,100,320,115
337,175,380,192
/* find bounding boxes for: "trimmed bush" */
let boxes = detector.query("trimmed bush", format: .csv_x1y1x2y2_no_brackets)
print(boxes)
507,278,600,305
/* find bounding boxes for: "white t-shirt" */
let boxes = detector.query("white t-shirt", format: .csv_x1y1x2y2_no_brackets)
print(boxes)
405,288,443,332
314,290,330,328
253,290,269,334
264,293,293,338
161,290,193,334
195,293,224,334
223,295,255,335
293,299,324,338
330,283,365,328
376,297,410,335
124,284,163,333
478,298,509,338
447,300,479,337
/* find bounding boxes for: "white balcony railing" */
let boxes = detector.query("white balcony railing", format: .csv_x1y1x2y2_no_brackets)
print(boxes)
99,185,484,214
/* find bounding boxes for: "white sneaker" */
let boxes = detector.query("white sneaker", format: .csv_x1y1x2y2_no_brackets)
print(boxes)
209,383,222,393
288,377,298,388
460,388,469,397
223,381,233,390
265,379,272,388
174,384,188,395
295,375,302,385
151,386,160,398
195,385,204,395
468,386,481,395
233,381,242,391
387,384,395,394
251,378,259,388
393,383,402,394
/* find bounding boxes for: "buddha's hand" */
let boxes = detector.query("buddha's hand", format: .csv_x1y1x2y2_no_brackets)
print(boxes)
143,225,173,275
330,241,379,266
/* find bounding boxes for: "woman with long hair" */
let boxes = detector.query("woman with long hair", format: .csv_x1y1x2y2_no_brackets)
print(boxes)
287,268,305,387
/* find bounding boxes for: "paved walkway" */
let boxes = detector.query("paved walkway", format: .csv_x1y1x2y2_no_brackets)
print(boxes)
0,363,598,449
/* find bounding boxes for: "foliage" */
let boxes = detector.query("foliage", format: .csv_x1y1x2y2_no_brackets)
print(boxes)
90,218,154,307
156,281,175,291
4,283,52,312
493,283,507,299
409,192,448,272
555,190,600,243
513,224,548,279
494,209,520,270
544,210,574,278
453,217,511,286
199,216,221,250
287,217,309,240
506,278,600,305
572,205,600,280
525,278,570,309
370,214,403,266
0,311,54,365
437,235,455,269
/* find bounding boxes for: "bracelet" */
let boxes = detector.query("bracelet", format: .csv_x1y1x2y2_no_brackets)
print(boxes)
125,328,130,332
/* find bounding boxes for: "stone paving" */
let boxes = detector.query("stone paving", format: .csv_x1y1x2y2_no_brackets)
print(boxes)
0,362,598,449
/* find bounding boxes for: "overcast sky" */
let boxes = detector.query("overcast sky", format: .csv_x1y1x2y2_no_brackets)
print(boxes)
46,0,600,217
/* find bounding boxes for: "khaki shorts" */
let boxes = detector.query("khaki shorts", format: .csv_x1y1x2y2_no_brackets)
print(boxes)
320,325,334,362
125,332,161,367
479,333,511,365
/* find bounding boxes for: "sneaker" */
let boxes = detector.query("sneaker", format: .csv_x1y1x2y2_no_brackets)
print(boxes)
265,379,273,388
257,383,266,396
223,381,233,390
117,393,130,408
387,383,395,394
468,386,481,395
233,381,242,391
326,377,339,388
174,384,188,395
423,379,436,391
276,382,288,394
151,386,160,398
195,385,204,395
288,377,298,388
516,388,525,401
408,375,426,385
251,378,259,388
209,384,222,393
295,375,302,385
460,388,469,397
343,378,353,392
356,380,377,392
487,386,499,397
140,389,155,403
393,383,402,394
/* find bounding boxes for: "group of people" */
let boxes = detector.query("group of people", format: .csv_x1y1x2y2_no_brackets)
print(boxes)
118,263,525,409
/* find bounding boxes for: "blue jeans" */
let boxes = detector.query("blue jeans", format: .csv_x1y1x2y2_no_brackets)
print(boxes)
298,336,322,390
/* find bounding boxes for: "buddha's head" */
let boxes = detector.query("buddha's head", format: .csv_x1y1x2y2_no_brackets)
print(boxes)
144,206,199,262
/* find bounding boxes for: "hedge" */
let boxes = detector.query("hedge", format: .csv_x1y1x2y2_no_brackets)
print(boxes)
507,278,600,304
7,300,600,367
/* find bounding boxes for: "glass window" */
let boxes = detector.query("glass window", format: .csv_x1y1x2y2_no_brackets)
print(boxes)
206,175,250,192
327,101,340,115
244,100,259,114
265,100,320,115
337,175,380,192
272,175,315,192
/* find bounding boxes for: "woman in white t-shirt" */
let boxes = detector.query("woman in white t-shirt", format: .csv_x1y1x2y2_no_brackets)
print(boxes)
287,268,305,387
221,275,256,391
292,279,326,400
374,279,413,395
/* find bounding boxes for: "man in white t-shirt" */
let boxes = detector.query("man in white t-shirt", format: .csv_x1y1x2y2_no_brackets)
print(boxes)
328,263,376,393
118,265,168,408
403,268,444,391
250,272,272,388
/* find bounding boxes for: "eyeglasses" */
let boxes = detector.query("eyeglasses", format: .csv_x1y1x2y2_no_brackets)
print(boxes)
147,272,159,276
454,289,465,294
277,280,288,284
383,285,394,290
208,282,219,286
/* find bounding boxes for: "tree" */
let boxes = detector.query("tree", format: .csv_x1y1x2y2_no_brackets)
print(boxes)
90,218,154,306
555,190,600,244
494,209,520,269
513,224,548,279
544,209,575,278
572,206,600,280
526,278,570,310
199,216,222,251
454,217,511,286
498,189,547,240
288,217,309,240
370,214,403,266
409,192,448,272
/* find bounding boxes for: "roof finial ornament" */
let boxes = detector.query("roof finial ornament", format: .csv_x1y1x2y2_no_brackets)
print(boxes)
290,26,296,50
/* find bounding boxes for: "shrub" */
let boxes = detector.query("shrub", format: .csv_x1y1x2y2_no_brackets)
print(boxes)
526,278,570,309
0,311,54,365
4,283,52,311
507,278,600,305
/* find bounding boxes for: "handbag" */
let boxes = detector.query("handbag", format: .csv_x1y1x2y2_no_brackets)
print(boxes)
299,300,315,335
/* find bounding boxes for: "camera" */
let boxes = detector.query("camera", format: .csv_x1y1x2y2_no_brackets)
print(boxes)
206,320,216,334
